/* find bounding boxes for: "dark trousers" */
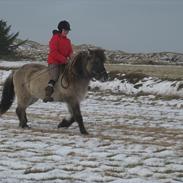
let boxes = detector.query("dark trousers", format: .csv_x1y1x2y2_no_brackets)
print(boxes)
48,64,62,83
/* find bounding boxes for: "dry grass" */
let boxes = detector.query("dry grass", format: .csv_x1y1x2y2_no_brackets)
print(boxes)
105,64,183,80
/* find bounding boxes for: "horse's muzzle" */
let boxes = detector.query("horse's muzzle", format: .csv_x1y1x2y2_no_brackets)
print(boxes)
100,71,108,82
94,70,108,82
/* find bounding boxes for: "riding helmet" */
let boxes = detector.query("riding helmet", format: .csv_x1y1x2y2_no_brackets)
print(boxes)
57,20,71,31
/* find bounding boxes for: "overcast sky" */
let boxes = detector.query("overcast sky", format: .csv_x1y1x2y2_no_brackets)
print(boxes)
0,0,183,53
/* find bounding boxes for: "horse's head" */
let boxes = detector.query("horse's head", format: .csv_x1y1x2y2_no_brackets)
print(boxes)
86,49,108,81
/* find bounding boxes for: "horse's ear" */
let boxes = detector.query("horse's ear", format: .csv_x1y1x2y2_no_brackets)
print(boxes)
88,48,105,55
87,48,92,52
88,48,94,56
97,48,105,54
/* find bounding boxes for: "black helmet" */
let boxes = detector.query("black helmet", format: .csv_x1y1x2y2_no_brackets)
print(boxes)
57,20,71,31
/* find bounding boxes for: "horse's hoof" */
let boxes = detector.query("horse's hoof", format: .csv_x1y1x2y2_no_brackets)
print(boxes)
81,130,89,135
43,99,48,103
58,120,69,128
43,97,54,103
20,124,31,129
58,123,64,128
58,118,73,128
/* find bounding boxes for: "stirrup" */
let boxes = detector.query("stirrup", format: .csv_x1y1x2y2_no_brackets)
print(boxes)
43,85,54,103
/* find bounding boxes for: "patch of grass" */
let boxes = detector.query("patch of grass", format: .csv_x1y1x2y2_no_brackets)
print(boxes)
24,167,53,174
42,151,54,157
104,162,121,168
125,163,143,168
67,151,77,156
62,166,84,172
154,95,181,100
99,135,114,142
104,169,125,179
81,163,98,169
106,153,119,158
176,173,183,178
0,52,31,61
106,64,183,80
87,157,97,161
155,148,167,153
37,176,84,182
108,71,147,84
123,72,147,84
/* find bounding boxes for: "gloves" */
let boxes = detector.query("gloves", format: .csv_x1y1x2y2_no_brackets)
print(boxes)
62,57,68,64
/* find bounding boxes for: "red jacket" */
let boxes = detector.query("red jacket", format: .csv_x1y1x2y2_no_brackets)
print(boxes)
48,33,73,64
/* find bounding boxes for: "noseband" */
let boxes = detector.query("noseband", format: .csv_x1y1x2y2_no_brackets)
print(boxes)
90,68,107,79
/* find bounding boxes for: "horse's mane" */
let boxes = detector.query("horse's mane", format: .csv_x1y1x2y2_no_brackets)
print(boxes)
65,49,105,79
90,49,106,62
73,51,88,65
70,51,88,77
73,48,105,66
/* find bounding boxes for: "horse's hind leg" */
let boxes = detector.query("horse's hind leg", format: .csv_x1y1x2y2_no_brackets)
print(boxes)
73,102,88,134
16,106,29,128
15,93,36,128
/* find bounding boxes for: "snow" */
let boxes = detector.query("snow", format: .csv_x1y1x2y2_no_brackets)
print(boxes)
0,60,182,98
0,60,182,183
0,60,42,68
90,78,183,98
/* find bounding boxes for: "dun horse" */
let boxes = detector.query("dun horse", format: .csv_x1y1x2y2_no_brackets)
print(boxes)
0,49,108,134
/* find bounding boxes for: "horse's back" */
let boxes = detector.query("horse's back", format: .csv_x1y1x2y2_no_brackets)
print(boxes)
13,63,49,99
14,63,46,84
18,63,46,75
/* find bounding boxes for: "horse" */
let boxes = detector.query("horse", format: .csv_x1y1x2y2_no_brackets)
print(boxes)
0,49,108,135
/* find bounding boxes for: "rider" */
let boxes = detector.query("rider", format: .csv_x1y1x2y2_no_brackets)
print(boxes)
43,20,73,102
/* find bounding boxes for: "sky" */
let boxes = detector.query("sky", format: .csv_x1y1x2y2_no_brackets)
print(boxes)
0,0,183,53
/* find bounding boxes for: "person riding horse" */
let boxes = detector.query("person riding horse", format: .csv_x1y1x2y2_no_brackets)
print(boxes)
44,20,73,102
0,49,108,134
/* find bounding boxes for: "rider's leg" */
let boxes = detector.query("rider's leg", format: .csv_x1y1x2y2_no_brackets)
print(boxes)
43,64,60,102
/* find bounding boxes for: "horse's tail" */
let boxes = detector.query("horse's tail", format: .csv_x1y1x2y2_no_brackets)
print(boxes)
0,72,15,115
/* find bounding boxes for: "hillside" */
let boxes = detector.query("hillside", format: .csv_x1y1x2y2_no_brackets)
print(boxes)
8,40,183,66
0,40,183,81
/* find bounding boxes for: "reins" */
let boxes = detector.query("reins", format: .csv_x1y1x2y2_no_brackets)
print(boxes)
60,54,79,89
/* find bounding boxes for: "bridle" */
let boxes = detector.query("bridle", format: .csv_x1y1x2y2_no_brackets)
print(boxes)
60,51,107,88
91,70,106,77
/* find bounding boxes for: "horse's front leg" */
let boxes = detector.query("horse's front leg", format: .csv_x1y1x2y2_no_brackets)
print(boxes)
72,102,88,135
58,116,74,128
58,102,88,135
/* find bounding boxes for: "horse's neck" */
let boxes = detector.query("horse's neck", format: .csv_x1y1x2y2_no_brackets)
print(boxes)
68,61,87,80
59,56,91,87
58,65,90,88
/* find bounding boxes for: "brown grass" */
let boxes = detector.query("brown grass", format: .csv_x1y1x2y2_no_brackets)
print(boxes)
105,64,183,80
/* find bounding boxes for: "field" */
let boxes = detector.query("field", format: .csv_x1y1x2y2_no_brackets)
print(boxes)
106,64,183,80
0,62,182,183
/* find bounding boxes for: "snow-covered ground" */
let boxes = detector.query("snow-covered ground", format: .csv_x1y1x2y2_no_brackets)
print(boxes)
0,61,183,183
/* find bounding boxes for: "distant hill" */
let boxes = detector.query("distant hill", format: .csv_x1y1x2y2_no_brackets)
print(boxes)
5,39,183,65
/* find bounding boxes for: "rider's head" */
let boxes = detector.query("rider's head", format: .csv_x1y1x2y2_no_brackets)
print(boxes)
57,20,71,32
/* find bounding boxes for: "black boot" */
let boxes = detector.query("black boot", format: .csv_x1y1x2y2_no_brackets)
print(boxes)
43,80,55,102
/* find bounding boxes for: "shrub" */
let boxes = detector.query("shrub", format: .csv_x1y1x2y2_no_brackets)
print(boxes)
0,19,26,55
